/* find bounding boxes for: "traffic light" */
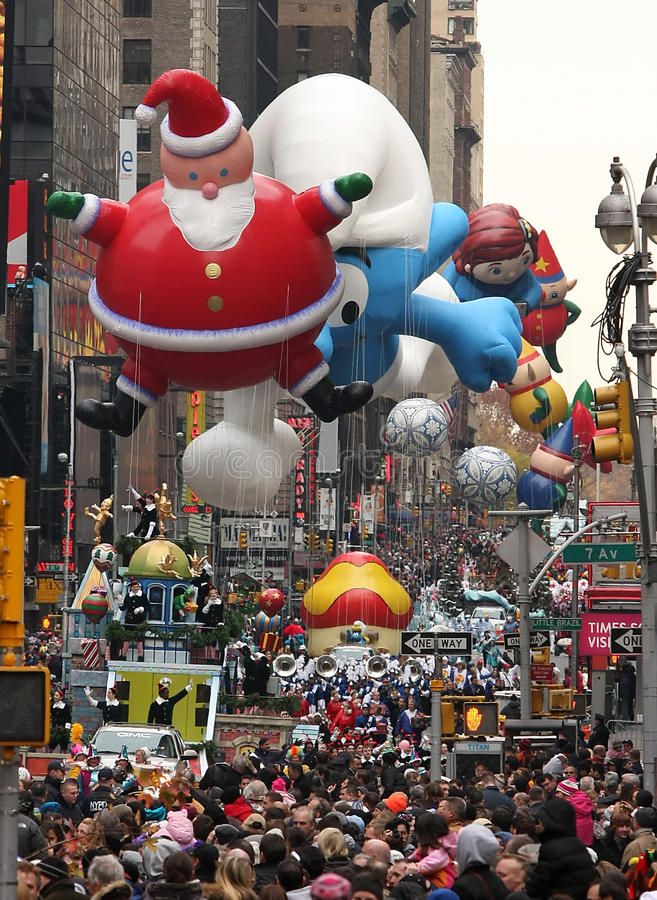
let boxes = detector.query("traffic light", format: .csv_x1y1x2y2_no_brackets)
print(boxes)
326,536,334,554
463,702,499,737
303,531,310,548
312,531,320,551
238,530,248,550
362,525,369,540
0,666,50,746
592,380,634,465
445,484,452,497
0,477,26,648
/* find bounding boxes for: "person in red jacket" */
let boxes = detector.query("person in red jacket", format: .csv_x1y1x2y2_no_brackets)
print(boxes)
331,701,356,736
326,690,342,723
555,779,594,847
221,786,254,822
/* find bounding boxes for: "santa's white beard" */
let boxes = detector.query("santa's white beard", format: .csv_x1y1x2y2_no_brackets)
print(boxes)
163,176,256,252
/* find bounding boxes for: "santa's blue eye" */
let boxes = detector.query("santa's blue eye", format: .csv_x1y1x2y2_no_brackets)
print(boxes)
220,168,229,177
189,172,198,181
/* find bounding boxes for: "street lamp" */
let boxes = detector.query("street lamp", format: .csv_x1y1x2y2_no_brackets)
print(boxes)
595,155,657,795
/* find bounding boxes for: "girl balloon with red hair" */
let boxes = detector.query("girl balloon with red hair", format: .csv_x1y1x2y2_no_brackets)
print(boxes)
444,203,543,314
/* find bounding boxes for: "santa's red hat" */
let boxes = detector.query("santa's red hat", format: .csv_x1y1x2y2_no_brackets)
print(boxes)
136,69,243,158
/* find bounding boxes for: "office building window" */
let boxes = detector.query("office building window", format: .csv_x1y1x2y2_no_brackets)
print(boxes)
123,0,152,14
137,172,152,192
297,26,310,50
447,16,475,34
122,106,152,151
448,0,475,9
297,71,309,82
123,39,152,84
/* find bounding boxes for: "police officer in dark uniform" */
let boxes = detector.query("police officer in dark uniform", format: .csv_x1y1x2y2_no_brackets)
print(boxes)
147,677,193,726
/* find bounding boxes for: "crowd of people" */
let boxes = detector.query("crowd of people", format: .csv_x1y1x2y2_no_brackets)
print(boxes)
14,717,657,900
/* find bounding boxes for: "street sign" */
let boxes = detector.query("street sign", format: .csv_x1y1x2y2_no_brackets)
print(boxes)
400,631,472,656
563,542,637,564
496,526,550,574
531,664,554,683
610,627,642,655
24,576,35,587
504,631,550,651
532,617,582,630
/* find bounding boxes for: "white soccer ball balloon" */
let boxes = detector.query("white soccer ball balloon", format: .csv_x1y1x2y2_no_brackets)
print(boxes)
384,398,449,456
454,446,517,505
91,543,117,572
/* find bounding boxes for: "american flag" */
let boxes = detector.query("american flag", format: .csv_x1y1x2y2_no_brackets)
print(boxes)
439,392,459,444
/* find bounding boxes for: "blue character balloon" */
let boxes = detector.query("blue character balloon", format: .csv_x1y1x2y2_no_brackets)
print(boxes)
443,203,543,314
251,74,523,398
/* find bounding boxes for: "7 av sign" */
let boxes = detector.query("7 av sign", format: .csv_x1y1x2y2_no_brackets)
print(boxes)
610,627,642,655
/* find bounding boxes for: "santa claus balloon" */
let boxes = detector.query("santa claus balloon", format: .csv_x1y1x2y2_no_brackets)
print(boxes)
47,69,374,434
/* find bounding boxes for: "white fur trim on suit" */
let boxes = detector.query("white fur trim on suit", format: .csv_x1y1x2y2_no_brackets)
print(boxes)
71,194,101,235
319,181,352,219
88,267,344,352
289,360,330,397
116,375,159,407
160,99,243,158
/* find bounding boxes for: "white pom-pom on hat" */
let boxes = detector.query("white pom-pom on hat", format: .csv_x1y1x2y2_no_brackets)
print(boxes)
136,104,157,125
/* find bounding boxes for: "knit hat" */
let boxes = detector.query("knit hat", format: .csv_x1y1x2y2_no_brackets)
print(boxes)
556,779,579,798
136,69,243,158
18,766,31,783
310,873,352,900
384,792,409,814
142,835,180,881
162,809,194,847
36,857,69,881
427,891,460,900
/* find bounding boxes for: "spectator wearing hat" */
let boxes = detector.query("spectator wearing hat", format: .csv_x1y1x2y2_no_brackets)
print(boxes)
588,714,610,750
452,824,509,900
44,760,67,804
526,798,596,900
620,806,657,867
599,772,621,807
147,678,193,726
81,768,116,817
310,872,352,900
35,857,80,900
555,779,594,846
381,753,408,799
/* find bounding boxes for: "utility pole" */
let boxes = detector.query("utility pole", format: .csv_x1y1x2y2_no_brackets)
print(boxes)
492,505,552,721
570,443,582,693
430,646,443,781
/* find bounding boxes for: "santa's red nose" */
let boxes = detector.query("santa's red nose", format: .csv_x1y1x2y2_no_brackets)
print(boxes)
202,182,219,199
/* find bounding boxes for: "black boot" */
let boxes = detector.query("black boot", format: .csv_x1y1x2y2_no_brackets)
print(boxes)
302,377,373,423
76,390,148,436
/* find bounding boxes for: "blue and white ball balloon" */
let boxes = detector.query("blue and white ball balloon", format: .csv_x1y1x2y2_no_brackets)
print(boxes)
454,446,517,505
384,399,449,456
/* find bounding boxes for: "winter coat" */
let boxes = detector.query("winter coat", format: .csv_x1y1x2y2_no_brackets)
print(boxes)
408,831,458,888
481,786,515,813
144,881,204,900
525,798,596,900
587,721,610,749
81,784,115,818
222,795,254,822
198,762,240,793
453,825,509,900
563,789,594,846
17,813,48,859
621,828,657,868
41,877,88,900
593,830,629,869
43,774,65,804
381,764,408,798
91,882,133,900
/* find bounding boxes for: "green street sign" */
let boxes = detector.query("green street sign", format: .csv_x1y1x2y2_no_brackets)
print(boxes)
562,543,637,564
532,617,582,630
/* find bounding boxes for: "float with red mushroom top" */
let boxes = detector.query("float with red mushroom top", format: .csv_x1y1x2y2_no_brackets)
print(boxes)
301,552,413,657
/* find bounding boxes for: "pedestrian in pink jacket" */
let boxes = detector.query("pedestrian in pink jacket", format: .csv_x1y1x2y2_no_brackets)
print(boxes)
556,778,594,846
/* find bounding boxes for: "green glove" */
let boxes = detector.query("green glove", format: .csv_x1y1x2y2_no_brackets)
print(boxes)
334,172,373,203
47,191,85,219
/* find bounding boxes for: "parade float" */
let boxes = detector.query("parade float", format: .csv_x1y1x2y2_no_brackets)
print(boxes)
301,551,413,656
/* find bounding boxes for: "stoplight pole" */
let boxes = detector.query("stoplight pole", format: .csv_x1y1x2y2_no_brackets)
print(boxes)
430,646,443,781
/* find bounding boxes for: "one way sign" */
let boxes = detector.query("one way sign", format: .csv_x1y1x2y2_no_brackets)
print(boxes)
610,627,642,655
504,631,550,651
401,631,472,656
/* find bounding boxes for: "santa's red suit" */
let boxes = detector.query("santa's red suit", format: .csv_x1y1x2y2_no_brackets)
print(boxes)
70,176,350,406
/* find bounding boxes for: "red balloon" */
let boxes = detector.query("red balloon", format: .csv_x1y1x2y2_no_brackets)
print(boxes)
259,588,285,615
81,591,109,623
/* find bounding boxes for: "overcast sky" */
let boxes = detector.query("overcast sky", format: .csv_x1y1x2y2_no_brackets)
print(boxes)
477,0,657,397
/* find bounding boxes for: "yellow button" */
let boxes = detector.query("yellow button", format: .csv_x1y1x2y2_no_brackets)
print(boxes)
205,263,221,279
207,296,224,312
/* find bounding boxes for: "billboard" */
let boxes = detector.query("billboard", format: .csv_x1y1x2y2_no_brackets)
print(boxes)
580,610,642,655
7,179,28,286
